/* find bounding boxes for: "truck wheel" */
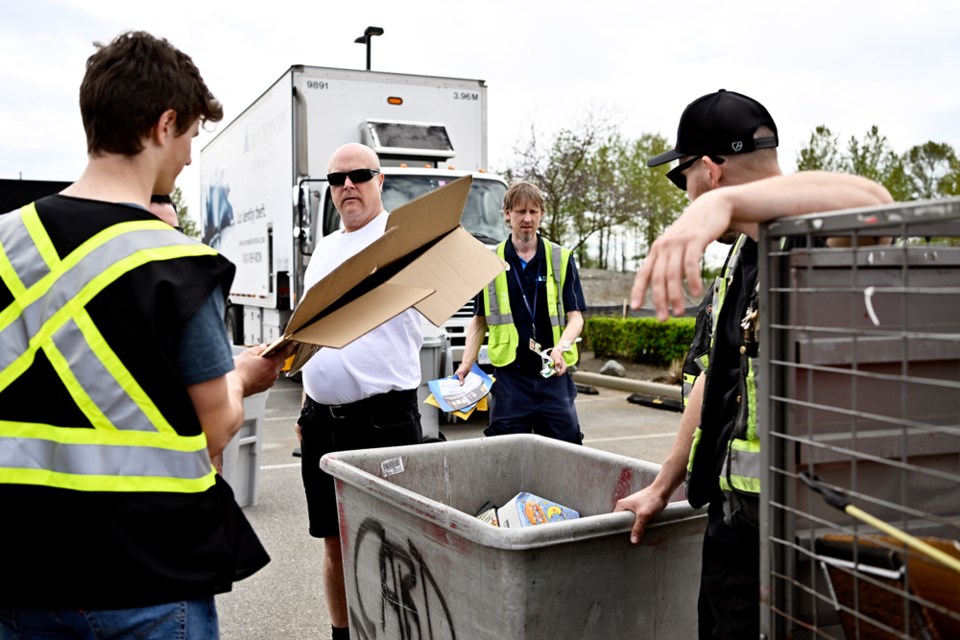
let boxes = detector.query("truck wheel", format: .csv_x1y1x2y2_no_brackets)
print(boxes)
224,306,244,346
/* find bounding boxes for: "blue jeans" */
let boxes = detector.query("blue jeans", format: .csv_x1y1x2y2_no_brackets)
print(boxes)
0,598,219,639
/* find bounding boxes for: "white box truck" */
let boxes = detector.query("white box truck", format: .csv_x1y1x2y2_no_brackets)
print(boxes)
199,65,508,364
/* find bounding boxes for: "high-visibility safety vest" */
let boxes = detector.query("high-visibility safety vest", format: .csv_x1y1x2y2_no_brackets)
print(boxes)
0,203,219,494
685,234,762,526
681,292,713,407
483,238,578,368
0,197,266,610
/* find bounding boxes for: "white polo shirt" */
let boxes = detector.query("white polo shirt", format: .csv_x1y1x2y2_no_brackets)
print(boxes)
300,211,423,404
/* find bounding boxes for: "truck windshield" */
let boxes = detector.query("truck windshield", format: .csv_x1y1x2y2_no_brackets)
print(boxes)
381,176,508,244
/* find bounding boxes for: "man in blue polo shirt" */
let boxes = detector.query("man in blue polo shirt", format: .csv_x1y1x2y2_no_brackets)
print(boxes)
456,181,587,444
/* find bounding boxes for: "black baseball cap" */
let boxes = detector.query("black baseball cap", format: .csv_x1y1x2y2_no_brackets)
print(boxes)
647,89,778,167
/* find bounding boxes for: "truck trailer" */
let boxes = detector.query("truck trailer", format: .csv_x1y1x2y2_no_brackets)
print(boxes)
199,65,508,363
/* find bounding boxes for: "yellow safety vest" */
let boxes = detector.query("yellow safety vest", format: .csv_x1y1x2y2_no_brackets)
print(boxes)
686,234,762,508
483,238,578,368
0,203,221,494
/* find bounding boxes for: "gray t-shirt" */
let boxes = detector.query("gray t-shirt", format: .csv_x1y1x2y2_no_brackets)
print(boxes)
173,284,235,385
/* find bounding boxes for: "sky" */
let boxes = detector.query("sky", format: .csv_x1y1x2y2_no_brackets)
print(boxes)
2,0,959,226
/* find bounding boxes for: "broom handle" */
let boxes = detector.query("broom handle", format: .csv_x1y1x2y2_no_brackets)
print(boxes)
846,504,960,574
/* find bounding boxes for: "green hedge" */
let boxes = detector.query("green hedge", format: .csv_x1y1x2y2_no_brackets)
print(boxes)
584,316,696,367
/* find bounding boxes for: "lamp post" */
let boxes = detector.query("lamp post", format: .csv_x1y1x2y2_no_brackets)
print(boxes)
354,26,384,71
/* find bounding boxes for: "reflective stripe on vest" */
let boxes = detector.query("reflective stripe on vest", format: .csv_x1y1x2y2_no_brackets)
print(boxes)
484,238,577,367
681,350,710,408
0,204,220,493
719,355,761,494
485,242,515,327
682,373,697,408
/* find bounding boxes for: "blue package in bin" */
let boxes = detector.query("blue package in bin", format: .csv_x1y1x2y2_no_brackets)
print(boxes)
497,491,580,528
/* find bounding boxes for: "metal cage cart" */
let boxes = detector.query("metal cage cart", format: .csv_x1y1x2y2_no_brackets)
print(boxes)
758,198,960,639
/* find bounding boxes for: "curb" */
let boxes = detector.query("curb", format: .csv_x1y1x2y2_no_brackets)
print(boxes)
571,371,681,401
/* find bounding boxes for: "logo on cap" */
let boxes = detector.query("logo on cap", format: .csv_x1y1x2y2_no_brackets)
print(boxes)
732,141,743,153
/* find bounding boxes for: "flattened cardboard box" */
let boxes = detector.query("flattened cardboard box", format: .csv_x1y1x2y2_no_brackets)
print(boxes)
265,176,506,374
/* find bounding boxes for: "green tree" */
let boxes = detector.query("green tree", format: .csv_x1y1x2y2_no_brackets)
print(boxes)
503,114,613,253
575,133,639,268
846,126,912,201
619,133,688,258
902,141,960,200
795,124,957,202
171,186,201,239
796,125,843,172
938,154,960,197
503,120,689,270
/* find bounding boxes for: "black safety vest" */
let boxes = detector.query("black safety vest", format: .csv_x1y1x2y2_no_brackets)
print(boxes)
0,195,267,609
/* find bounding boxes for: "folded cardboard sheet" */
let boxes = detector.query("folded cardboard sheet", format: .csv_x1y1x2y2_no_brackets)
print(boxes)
265,176,505,374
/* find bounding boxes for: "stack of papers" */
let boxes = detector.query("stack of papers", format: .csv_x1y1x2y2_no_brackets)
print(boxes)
424,363,494,420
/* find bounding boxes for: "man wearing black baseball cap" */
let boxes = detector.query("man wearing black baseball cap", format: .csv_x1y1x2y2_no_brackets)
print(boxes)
647,89,779,170
615,89,892,639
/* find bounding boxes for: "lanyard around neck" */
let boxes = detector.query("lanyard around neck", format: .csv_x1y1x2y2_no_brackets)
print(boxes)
511,258,541,340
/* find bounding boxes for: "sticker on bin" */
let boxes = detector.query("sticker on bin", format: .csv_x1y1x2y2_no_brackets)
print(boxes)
497,491,579,528
380,457,405,477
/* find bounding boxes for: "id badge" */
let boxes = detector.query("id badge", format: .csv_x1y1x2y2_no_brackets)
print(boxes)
529,338,542,352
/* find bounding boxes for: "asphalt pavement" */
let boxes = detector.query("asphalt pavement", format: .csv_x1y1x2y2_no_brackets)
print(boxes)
216,374,683,639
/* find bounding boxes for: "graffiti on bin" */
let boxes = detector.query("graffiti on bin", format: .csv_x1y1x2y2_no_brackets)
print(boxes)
350,518,456,640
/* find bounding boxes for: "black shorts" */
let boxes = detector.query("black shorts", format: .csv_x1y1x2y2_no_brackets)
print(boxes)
298,389,422,538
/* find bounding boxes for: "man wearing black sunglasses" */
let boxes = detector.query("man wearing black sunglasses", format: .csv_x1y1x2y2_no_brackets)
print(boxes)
149,193,182,231
294,142,424,640
614,89,892,639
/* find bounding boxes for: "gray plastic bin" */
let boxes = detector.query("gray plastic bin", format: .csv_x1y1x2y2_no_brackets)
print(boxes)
417,333,451,440
320,434,705,639
417,334,453,438
220,389,268,507
223,345,269,507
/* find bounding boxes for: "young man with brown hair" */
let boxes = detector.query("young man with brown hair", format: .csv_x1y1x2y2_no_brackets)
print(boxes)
0,31,290,638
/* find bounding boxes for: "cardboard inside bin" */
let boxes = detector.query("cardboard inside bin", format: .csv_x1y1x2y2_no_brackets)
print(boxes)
264,176,506,373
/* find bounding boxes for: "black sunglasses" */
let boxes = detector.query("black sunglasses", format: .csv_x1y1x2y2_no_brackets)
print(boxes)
666,155,725,191
150,194,182,231
326,168,380,187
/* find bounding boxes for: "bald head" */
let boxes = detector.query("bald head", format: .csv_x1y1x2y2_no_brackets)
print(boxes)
327,143,380,174
327,143,385,232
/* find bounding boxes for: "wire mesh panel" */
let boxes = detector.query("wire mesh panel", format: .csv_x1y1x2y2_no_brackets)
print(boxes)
759,198,960,640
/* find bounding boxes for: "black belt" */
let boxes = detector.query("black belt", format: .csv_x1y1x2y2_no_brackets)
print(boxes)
308,388,416,420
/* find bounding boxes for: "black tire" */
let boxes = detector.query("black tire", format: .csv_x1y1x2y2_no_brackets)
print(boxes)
224,305,244,346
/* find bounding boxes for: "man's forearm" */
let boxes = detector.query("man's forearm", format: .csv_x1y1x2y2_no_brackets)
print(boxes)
648,374,705,502
556,311,584,351
188,374,245,457
460,315,487,367
720,171,894,239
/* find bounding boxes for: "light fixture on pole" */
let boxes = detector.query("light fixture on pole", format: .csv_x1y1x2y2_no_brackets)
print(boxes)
354,26,384,71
